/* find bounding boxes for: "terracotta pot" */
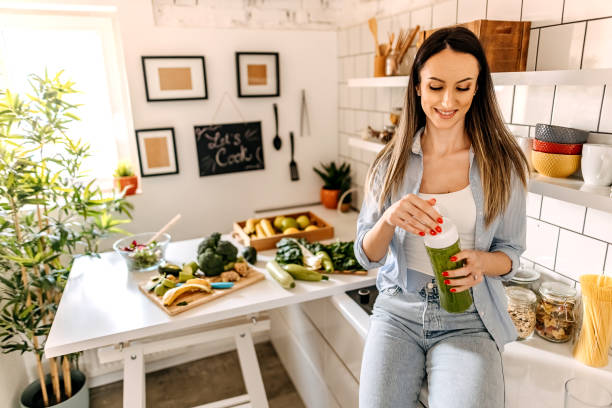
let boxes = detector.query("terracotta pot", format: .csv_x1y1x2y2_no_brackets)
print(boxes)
114,175,138,196
320,188,340,209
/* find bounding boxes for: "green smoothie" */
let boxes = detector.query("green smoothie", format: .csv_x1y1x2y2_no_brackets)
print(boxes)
423,215,473,313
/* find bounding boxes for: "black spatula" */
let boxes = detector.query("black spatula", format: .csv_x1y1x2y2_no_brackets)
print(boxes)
273,103,281,150
289,131,299,181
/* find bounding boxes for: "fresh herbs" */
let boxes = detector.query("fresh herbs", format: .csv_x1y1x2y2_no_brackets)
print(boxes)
274,238,364,271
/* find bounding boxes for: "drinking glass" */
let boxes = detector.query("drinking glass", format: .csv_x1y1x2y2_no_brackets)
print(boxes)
564,378,612,408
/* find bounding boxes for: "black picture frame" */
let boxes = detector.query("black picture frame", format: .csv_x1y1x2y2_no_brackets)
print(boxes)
141,56,208,102
235,52,280,98
135,127,179,177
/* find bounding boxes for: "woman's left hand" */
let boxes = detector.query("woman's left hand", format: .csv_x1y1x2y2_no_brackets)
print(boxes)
442,250,489,293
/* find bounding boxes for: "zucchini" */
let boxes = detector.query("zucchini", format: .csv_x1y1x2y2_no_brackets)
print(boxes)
316,251,334,274
281,264,329,281
266,260,296,289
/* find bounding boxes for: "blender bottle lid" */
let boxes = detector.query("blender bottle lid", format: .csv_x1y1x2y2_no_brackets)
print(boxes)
423,215,459,249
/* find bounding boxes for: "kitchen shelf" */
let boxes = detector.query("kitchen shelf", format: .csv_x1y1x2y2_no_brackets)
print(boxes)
348,136,384,153
347,68,612,88
348,137,612,212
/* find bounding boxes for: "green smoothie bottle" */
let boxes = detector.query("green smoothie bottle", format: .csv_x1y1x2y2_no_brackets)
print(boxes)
423,214,473,313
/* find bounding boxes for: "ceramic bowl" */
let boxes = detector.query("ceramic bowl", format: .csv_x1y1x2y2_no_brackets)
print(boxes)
581,144,612,186
113,232,170,271
535,124,589,144
531,150,581,178
532,139,583,155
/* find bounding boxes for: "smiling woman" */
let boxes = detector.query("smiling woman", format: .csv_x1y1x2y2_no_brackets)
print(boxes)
356,26,529,408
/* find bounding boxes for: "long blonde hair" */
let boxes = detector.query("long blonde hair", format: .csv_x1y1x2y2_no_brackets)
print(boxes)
366,27,528,227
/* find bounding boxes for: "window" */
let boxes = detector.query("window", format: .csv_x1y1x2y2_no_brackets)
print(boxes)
0,9,134,190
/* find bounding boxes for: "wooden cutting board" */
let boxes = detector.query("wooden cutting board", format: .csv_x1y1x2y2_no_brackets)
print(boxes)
139,270,265,316
330,270,367,276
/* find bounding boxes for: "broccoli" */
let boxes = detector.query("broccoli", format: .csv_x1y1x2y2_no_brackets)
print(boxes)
197,247,224,276
241,246,257,264
197,232,222,255
216,240,238,262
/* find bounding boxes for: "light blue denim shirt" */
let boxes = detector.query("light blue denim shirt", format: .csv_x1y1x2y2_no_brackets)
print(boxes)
354,128,527,351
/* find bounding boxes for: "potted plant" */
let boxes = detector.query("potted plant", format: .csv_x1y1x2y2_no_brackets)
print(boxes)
313,161,352,210
0,72,133,407
113,160,138,196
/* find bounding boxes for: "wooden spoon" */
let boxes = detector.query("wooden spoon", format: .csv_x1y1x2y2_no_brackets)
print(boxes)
146,214,182,245
398,25,420,64
368,17,380,56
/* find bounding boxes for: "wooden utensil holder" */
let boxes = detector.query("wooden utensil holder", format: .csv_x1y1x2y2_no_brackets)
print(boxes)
374,55,386,77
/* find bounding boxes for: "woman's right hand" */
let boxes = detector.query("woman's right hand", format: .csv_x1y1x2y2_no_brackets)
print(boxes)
382,195,443,236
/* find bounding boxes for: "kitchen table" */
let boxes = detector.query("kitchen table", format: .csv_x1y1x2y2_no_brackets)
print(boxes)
44,205,375,408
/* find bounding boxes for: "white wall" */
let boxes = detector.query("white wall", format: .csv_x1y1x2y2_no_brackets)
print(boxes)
113,0,338,243
337,0,612,286
0,348,28,407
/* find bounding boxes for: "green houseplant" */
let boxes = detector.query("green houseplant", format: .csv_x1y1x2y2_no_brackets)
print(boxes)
0,71,133,407
313,161,352,210
113,160,138,196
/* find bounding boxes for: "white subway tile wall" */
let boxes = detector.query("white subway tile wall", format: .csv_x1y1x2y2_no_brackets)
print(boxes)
536,23,585,71
486,0,522,21
338,0,612,286
457,0,487,24
555,229,607,280
551,85,604,131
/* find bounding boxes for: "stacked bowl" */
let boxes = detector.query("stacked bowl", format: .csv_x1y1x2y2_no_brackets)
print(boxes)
532,124,588,178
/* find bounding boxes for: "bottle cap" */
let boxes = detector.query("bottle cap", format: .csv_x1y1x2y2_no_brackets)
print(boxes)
423,204,459,249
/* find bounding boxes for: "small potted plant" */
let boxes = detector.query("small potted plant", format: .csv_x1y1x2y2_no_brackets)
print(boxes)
313,161,352,210
114,160,138,196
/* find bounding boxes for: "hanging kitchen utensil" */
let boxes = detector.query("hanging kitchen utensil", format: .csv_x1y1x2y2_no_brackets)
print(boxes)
272,103,281,150
289,131,299,181
300,89,311,137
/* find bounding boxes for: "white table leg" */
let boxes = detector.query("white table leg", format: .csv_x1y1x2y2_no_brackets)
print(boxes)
123,344,146,408
235,329,269,408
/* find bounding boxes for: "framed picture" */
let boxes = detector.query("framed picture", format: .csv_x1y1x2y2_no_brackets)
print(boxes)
235,52,280,98
135,128,179,177
141,56,208,101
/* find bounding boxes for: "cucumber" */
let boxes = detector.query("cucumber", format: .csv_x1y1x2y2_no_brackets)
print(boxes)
266,261,296,289
281,264,329,281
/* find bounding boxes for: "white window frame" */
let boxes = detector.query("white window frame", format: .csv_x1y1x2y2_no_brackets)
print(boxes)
0,4,137,190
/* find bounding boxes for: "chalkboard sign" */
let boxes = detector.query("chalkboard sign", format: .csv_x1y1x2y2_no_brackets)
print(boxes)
194,121,265,177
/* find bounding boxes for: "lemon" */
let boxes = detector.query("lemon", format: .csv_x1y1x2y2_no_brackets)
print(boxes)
283,227,300,234
304,225,318,231
296,215,310,229
281,217,298,231
273,216,285,231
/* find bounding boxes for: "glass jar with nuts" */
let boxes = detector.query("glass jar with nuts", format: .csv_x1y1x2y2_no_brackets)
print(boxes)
535,281,577,343
506,286,537,340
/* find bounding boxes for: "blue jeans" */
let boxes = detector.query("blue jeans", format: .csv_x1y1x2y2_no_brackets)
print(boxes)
359,282,505,408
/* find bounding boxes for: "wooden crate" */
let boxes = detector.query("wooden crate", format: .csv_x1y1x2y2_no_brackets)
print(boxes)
233,211,334,251
416,20,531,72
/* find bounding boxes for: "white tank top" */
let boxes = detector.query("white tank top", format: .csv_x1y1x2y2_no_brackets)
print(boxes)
404,184,476,277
